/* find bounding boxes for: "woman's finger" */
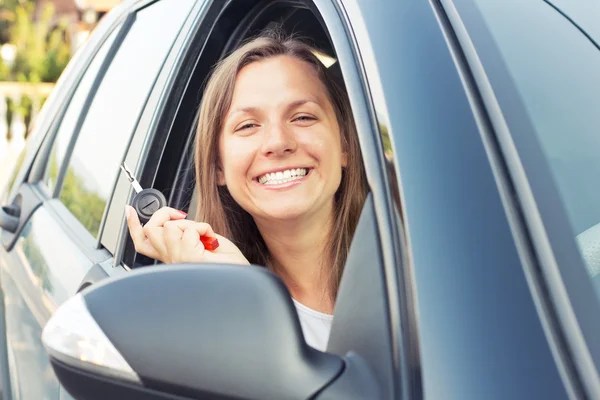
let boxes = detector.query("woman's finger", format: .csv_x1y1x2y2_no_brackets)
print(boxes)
144,207,188,228
164,220,218,263
181,226,206,259
167,220,217,239
164,221,223,263
143,207,187,259
163,220,185,263
125,205,160,259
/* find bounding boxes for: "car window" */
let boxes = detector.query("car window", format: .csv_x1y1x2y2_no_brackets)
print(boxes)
57,0,194,238
44,28,120,194
468,2,600,291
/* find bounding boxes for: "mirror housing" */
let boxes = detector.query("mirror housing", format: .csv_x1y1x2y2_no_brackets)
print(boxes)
42,264,348,400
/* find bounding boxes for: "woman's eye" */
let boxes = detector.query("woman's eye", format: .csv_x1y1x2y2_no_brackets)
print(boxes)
235,123,258,132
293,115,316,122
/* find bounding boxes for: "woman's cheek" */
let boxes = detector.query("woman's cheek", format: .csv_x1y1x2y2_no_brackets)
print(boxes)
222,136,256,186
300,129,335,159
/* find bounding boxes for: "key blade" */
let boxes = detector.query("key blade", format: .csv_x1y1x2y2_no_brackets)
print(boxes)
120,163,143,193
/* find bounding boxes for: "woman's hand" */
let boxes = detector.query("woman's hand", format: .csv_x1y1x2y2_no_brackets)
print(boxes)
125,205,250,265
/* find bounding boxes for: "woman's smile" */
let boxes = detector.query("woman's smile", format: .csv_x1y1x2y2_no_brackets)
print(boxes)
254,167,312,190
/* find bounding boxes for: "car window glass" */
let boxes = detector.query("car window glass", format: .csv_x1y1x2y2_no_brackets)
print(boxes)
44,28,120,194
470,2,600,293
59,0,194,238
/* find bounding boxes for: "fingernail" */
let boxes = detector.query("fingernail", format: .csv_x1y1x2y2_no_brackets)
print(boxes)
124,205,130,218
178,210,187,217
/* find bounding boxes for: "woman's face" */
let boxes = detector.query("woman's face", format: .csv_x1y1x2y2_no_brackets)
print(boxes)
219,55,346,224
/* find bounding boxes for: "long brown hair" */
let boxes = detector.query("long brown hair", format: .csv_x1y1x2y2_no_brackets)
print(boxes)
194,31,367,299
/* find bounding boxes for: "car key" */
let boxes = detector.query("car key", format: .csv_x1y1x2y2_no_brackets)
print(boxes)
120,162,219,251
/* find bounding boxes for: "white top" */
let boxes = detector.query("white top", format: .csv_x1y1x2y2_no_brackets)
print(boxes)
293,299,333,352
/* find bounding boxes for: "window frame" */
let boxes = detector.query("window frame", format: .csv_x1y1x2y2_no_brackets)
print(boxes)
52,15,134,200
31,0,198,249
20,12,133,253
110,0,409,396
112,0,252,268
29,13,130,192
102,0,209,259
43,22,129,199
115,0,356,269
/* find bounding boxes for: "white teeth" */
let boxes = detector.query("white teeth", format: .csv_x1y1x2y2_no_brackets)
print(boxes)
258,168,308,185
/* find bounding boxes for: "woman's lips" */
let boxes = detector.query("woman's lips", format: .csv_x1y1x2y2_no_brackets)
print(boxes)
254,169,311,190
256,167,310,184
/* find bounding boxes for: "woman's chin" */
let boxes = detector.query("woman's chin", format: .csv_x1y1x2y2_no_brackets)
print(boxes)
255,203,313,222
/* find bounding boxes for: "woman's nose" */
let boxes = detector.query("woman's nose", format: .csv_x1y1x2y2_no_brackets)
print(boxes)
260,123,297,157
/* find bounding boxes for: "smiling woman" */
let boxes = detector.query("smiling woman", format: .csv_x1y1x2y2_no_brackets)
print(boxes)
125,30,367,351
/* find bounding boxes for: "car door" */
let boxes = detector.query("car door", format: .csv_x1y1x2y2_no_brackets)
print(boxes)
330,0,579,399
0,11,128,400
0,1,197,399
34,0,598,398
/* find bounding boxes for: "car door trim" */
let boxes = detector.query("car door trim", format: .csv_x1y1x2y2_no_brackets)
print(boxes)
111,0,216,266
313,0,410,397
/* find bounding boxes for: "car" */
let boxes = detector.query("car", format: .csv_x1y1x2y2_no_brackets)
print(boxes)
1,0,600,398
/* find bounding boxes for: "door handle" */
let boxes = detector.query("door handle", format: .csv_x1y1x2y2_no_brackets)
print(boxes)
0,205,19,233
2,184,43,251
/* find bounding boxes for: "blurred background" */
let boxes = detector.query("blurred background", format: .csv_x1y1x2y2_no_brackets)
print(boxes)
0,0,121,187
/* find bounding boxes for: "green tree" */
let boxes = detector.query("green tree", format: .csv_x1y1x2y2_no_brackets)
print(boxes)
379,122,393,158
0,0,36,43
9,3,70,83
60,166,107,237
0,57,9,80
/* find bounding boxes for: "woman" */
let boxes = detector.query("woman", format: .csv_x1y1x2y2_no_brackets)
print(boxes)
125,31,367,351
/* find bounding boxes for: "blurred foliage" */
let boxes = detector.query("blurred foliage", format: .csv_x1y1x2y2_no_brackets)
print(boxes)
47,145,59,192
59,164,107,237
0,58,9,80
7,3,71,83
5,96,13,140
3,94,46,139
7,144,26,193
379,122,393,157
1,1,68,141
0,0,32,43
1,1,70,82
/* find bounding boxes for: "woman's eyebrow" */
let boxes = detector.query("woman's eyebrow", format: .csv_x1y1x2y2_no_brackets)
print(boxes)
286,98,322,111
227,98,322,119
227,106,260,118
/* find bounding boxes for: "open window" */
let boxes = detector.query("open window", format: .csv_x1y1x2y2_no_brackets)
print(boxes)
120,1,405,397
126,0,349,268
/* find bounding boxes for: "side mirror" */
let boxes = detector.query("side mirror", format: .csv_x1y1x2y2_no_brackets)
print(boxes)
42,264,379,400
